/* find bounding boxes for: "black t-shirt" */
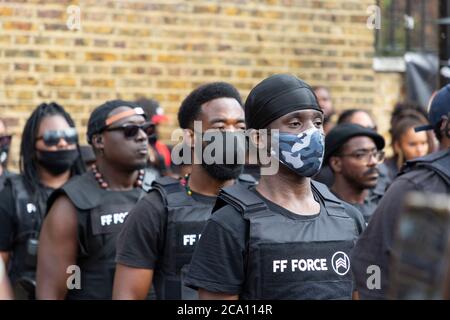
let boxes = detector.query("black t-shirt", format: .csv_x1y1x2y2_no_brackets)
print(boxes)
184,187,365,296
116,188,217,270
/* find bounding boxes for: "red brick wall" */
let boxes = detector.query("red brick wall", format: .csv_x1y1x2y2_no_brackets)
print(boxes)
0,0,382,170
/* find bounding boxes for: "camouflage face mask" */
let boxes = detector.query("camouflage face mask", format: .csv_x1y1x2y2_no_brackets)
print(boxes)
271,127,325,177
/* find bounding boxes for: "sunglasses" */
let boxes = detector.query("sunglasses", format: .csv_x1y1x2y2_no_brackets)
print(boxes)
104,122,155,139
36,128,78,146
0,135,12,146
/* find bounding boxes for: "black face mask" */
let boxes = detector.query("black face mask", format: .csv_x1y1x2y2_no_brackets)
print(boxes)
200,131,245,181
36,149,79,176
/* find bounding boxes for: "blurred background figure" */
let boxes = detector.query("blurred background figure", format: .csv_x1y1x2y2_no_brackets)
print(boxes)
135,98,172,178
325,124,386,224
80,145,96,167
315,108,391,192
0,119,16,191
313,86,335,134
0,256,12,300
0,102,84,299
337,109,377,131
385,102,436,181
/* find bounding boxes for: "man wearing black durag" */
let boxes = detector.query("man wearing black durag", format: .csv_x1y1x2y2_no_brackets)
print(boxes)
185,74,365,300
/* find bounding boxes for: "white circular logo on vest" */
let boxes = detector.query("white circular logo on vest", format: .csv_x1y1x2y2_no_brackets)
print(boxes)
331,251,350,276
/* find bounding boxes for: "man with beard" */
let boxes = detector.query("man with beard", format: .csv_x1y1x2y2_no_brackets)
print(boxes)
184,74,365,300
0,103,85,299
325,124,386,223
36,100,151,299
113,82,254,300
0,119,16,191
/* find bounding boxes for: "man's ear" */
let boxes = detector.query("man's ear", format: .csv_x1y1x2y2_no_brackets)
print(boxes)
92,134,105,151
183,129,195,148
329,156,342,174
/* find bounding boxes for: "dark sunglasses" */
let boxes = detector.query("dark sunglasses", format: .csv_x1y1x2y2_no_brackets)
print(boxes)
36,128,78,146
0,135,12,146
104,122,155,139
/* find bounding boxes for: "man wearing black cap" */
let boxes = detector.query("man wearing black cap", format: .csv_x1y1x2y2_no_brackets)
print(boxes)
351,84,450,299
36,100,151,299
184,74,365,300
325,124,386,223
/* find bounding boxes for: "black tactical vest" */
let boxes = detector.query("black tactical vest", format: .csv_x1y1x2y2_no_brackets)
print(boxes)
400,149,450,189
7,175,48,287
152,174,255,300
214,181,360,300
0,170,16,192
52,172,144,300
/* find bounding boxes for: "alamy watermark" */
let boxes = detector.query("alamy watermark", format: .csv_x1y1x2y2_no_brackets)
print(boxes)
170,121,280,176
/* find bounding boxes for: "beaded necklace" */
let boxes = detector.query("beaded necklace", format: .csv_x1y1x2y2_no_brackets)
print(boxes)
91,164,144,190
180,174,192,196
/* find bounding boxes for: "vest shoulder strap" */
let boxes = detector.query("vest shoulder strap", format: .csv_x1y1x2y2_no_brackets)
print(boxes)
237,174,257,186
401,149,450,185
310,180,348,218
151,176,194,207
56,173,102,210
214,184,271,219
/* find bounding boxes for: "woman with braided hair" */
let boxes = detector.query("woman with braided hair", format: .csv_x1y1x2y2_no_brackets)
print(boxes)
385,102,436,181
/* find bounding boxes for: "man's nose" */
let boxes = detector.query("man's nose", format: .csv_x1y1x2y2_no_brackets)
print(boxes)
56,137,69,149
136,127,148,142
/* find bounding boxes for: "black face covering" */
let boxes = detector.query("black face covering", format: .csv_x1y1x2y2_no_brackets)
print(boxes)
36,149,79,175
200,131,245,181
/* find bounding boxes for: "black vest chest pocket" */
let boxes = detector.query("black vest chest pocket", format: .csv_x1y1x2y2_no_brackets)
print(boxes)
173,221,206,271
258,240,354,299
90,204,135,236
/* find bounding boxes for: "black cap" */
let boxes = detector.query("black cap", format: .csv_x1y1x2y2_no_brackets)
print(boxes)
324,124,385,164
86,100,145,144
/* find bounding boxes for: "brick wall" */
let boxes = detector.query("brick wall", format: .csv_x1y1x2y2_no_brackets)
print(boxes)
0,0,387,170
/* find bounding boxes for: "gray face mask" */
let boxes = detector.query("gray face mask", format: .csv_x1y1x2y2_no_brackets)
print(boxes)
271,127,325,177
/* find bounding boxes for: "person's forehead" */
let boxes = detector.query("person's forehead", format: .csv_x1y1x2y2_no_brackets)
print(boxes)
403,127,427,140
38,115,70,133
200,97,243,119
343,135,376,150
351,111,374,126
315,88,330,97
282,109,322,119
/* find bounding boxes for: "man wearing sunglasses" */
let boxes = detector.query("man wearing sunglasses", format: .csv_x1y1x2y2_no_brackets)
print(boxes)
0,103,84,299
113,82,255,300
0,119,15,192
325,124,386,224
36,100,150,300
